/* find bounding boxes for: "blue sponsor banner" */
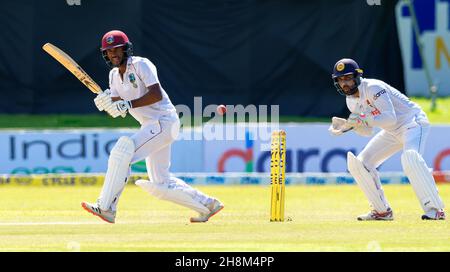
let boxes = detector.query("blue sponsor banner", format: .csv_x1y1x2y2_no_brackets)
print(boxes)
1,124,449,175
2,172,449,186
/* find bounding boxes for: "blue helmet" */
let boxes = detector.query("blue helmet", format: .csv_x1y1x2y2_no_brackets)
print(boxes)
331,58,363,96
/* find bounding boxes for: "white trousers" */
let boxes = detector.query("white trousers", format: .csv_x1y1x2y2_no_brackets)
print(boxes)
130,114,180,169
356,114,444,212
358,116,429,169
127,114,213,213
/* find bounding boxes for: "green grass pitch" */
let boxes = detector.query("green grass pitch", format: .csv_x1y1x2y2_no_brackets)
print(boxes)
0,184,449,252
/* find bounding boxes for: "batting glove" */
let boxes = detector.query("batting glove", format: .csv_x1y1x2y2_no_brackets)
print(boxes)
94,89,112,111
106,100,132,118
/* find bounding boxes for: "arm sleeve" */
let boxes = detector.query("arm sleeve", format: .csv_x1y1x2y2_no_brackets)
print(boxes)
368,87,397,128
137,59,159,87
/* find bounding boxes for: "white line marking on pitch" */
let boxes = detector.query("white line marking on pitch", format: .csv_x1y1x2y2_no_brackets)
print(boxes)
0,222,103,226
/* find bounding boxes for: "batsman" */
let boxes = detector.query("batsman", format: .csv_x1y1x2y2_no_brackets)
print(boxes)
81,30,224,223
329,58,445,221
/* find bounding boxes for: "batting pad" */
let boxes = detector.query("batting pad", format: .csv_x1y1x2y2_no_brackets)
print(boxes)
401,150,444,211
99,136,135,211
347,152,390,212
135,179,210,214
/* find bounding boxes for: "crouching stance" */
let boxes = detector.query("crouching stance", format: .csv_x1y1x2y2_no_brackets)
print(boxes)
330,58,445,221
81,30,223,223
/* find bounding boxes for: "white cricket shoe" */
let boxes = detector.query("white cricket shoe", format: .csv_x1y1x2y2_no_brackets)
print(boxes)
81,201,116,224
422,209,446,220
357,208,393,221
190,199,224,223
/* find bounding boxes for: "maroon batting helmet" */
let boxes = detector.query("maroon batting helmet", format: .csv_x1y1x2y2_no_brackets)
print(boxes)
100,30,133,67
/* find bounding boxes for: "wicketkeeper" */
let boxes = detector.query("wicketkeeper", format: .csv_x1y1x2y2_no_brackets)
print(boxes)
81,30,224,223
329,58,445,221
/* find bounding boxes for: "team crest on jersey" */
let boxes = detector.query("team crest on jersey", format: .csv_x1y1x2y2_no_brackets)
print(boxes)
336,62,345,72
129,73,138,88
106,36,114,44
366,99,381,116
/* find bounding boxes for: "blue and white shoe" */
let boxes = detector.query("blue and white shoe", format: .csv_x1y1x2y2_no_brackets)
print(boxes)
422,209,445,220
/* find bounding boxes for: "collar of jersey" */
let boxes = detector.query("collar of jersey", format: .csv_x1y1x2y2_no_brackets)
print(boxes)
126,56,133,67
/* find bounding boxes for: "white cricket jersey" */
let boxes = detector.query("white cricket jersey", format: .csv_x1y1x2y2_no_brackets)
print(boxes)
346,78,426,133
109,56,177,125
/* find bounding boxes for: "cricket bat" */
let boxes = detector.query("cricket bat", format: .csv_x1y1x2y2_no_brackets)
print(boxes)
42,43,102,94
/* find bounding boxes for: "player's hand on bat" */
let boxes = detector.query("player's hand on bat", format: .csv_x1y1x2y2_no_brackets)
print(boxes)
94,89,112,111
106,100,132,118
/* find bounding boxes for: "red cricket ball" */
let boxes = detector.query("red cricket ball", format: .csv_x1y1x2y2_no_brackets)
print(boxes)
217,104,227,115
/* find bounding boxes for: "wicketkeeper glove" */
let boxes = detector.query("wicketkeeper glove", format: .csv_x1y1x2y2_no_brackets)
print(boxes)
347,112,373,128
328,117,353,136
346,113,374,137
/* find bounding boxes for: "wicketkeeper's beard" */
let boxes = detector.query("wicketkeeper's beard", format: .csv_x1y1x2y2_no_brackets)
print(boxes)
342,82,358,96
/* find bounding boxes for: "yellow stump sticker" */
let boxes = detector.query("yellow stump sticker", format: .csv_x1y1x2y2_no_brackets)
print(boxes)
270,130,286,222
